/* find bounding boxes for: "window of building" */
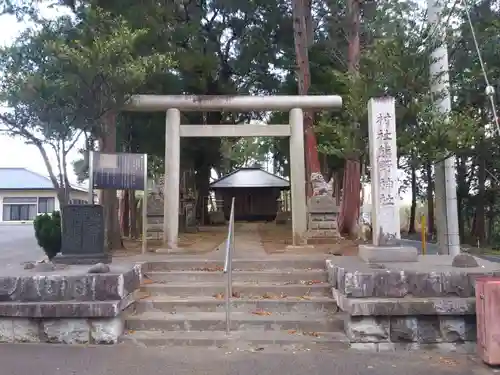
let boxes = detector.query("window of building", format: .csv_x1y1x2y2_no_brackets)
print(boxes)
38,197,56,214
2,197,38,221
69,199,87,205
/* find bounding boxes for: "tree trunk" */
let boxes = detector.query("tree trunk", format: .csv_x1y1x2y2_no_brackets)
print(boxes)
338,158,361,235
409,164,417,234
338,0,361,235
99,111,123,251
195,163,210,225
456,156,466,241
291,0,326,197
425,163,435,236
476,152,486,245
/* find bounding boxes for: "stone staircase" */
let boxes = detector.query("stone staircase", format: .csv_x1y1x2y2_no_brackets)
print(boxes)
123,258,347,349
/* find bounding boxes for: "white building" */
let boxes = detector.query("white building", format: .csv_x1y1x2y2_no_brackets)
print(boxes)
0,168,88,222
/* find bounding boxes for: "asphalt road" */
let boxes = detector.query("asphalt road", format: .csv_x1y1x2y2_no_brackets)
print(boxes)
0,223,41,267
0,344,494,375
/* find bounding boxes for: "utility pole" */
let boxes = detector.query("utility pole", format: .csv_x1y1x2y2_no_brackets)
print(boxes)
427,0,460,256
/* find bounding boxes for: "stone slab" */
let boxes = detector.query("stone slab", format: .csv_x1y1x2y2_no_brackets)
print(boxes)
332,288,476,316
42,319,90,344
0,317,126,344
358,244,418,263
350,341,476,353
326,255,500,298
53,253,112,265
0,263,141,302
0,292,136,318
90,316,124,344
346,315,476,344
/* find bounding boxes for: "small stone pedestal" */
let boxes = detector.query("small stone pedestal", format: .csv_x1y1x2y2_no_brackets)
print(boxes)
306,196,340,244
327,255,500,352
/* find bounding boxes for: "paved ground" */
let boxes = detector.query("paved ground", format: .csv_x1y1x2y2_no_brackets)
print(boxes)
400,239,439,255
0,344,495,375
0,223,40,266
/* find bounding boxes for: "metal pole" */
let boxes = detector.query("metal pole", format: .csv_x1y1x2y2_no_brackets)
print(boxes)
142,154,148,254
88,151,94,204
427,0,460,256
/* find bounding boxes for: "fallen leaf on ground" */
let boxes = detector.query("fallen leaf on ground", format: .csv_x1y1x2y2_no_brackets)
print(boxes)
288,330,297,334
299,295,312,300
193,266,223,272
304,332,320,337
213,293,224,300
251,347,265,352
262,292,278,299
252,310,272,316
232,291,241,298
302,280,322,285
439,357,457,366
142,278,154,285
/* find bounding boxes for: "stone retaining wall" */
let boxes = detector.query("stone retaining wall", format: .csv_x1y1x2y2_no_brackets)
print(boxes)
0,316,123,344
326,255,500,352
0,262,142,345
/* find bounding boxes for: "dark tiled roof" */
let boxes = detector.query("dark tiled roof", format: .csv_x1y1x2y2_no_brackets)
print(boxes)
210,168,290,189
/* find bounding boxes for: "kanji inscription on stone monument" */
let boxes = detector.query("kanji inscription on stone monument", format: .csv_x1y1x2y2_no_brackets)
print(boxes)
368,97,400,246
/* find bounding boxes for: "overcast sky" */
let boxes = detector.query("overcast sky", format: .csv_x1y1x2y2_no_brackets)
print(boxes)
0,7,84,184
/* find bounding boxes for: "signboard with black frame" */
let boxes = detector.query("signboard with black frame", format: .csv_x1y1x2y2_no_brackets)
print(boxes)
88,151,148,254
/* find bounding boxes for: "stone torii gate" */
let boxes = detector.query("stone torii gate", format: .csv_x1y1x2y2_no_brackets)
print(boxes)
124,95,342,249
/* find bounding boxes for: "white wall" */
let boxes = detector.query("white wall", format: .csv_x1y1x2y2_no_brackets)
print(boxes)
0,189,88,222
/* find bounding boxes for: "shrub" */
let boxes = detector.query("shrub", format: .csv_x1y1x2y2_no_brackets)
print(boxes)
33,211,62,260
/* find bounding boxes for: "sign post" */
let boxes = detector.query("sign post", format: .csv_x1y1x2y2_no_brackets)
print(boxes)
89,151,149,254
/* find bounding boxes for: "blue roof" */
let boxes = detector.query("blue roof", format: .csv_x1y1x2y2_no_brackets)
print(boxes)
0,168,86,191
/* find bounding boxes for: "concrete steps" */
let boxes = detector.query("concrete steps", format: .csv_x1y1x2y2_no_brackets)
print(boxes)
145,258,327,271
122,330,349,348
126,311,341,332
133,296,336,314
141,282,331,297
125,257,345,347
145,269,328,283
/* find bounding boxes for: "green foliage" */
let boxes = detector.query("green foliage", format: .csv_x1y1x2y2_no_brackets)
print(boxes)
33,211,62,260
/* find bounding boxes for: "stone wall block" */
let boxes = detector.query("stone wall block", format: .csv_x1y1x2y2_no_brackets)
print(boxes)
407,272,444,297
90,317,124,344
0,318,13,343
417,316,441,343
344,272,375,297
439,316,476,342
390,316,442,343
13,318,40,343
326,261,336,287
373,271,409,297
441,272,474,298
390,317,418,342
42,319,90,344
346,316,390,343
